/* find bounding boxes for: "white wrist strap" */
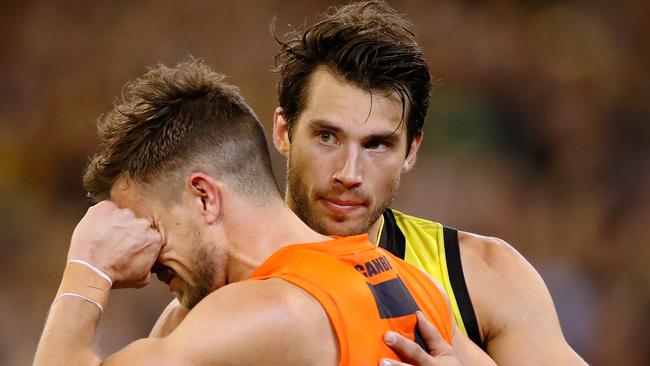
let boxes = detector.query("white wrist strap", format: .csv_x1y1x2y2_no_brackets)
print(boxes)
68,259,113,287
54,292,104,315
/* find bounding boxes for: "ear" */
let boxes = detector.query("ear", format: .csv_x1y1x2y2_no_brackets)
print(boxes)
402,134,423,173
272,107,291,158
186,173,222,225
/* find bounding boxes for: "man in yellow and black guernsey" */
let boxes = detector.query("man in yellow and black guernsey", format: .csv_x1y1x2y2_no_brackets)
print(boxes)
151,2,587,365
267,2,587,366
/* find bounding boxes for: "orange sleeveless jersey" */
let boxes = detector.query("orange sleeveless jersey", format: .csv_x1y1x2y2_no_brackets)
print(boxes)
247,234,452,366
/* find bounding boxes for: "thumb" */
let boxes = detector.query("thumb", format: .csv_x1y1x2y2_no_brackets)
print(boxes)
416,311,454,356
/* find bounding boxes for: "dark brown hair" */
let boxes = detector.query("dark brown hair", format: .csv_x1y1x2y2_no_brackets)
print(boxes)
274,0,431,149
84,59,279,203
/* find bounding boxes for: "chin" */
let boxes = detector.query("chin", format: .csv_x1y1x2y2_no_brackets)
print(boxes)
323,220,369,237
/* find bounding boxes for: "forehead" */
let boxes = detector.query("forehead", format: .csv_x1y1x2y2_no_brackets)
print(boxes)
109,177,155,219
298,68,406,137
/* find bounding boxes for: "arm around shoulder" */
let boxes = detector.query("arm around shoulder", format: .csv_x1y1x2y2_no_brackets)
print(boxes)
108,279,338,366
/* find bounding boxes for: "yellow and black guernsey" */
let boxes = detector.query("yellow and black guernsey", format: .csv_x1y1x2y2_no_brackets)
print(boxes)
376,209,483,348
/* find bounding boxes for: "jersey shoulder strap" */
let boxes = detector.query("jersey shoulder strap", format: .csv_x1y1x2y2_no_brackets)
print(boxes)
378,209,484,349
442,226,483,349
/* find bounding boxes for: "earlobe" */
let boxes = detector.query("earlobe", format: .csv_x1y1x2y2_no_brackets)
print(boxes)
272,107,290,157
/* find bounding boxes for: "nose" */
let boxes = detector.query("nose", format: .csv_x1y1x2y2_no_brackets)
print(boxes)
332,146,363,189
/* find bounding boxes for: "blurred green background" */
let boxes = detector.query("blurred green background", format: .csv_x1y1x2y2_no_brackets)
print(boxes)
1,1,648,365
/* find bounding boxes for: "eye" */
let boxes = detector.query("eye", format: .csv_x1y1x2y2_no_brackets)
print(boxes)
317,131,336,144
365,139,391,151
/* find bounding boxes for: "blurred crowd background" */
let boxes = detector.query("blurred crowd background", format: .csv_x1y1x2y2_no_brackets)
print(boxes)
1,0,647,365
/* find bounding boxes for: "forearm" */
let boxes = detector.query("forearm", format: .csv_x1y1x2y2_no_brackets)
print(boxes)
34,263,111,366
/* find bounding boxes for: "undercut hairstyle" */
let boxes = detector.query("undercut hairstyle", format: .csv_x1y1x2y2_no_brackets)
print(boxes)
274,0,432,150
84,59,279,203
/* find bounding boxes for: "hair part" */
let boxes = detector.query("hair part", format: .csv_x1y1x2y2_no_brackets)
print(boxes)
273,0,432,150
84,59,279,204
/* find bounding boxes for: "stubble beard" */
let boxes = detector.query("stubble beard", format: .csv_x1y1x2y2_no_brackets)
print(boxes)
286,159,400,237
178,238,225,309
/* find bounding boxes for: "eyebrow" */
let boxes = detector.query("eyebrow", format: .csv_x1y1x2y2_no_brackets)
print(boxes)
306,119,403,142
306,119,343,134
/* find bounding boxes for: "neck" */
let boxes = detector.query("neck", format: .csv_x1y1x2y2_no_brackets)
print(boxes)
224,196,330,283
367,215,384,245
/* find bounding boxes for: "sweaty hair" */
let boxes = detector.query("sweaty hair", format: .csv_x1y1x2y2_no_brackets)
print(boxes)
84,59,279,203
274,0,432,149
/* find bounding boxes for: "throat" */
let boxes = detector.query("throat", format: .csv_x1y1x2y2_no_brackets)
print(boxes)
367,215,385,245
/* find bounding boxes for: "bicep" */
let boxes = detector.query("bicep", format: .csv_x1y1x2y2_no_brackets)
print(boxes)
485,272,586,365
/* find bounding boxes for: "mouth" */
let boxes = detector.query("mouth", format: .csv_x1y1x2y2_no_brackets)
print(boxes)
152,262,176,285
320,197,367,216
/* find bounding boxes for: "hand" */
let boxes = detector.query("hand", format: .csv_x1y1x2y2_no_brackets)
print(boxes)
380,311,461,366
68,200,163,288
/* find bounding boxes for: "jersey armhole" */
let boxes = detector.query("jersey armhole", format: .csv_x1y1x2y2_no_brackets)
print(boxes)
443,226,484,350
378,209,406,259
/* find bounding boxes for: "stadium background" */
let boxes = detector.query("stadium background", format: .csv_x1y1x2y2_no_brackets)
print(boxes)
0,1,647,364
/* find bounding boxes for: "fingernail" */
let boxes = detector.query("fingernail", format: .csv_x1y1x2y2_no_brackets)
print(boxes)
380,360,392,366
384,331,397,345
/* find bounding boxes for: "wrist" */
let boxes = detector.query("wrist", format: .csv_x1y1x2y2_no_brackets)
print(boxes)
56,262,111,307
68,259,113,287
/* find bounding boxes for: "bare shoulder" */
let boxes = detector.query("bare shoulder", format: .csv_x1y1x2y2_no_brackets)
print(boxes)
165,279,338,366
457,232,586,364
457,232,552,335
458,232,538,280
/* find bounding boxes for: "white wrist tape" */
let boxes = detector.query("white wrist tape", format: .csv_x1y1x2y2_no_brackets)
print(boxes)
54,292,104,315
68,259,113,287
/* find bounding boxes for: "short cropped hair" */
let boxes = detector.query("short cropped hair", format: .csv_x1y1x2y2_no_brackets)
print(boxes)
274,0,432,149
84,59,279,203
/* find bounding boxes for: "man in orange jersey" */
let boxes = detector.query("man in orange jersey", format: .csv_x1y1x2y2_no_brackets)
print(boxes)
34,60,494,366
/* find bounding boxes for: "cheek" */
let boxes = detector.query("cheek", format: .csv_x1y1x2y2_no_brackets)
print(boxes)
366,159,403,189
290,146,331,184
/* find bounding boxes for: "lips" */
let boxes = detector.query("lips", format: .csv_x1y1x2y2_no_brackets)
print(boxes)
320,196,367,216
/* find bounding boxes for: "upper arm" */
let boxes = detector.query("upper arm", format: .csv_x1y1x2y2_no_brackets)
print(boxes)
102,338,185,366
451,321,497,366
459,233,587,365
105,279,337,366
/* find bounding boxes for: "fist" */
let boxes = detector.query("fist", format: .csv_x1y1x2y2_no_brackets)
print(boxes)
68,201,163,288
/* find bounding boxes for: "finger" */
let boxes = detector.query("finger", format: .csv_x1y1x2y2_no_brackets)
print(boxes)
415,311,453,355
379,358,413,366
133,215,152,228
384,331,432,365
136,271,153,289
146,228,163,245
96,200,117,210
